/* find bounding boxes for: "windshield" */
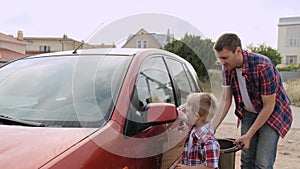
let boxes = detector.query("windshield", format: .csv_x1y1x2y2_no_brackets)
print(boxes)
0,55,131,128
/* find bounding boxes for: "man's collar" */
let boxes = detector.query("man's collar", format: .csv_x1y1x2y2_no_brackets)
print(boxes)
241,51,249,79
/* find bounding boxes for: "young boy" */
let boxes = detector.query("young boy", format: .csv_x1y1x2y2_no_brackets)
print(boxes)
176,93,220,169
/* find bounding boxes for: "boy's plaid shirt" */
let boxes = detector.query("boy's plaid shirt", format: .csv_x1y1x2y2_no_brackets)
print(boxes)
181,123,220,168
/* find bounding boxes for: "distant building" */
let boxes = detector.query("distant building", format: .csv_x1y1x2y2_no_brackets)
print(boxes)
278,16,300,66
24,35,115,55
0,31,29,65
122,28,174,49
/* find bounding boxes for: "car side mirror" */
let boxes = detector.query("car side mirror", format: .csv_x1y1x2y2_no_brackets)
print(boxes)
124,103,178,137
145,103,178,125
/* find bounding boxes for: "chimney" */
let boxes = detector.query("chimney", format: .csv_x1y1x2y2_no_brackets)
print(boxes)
63,34,68,39
166,28,170,42
17,30,23,40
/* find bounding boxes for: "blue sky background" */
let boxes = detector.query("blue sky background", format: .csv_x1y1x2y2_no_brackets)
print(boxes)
1,0,300,48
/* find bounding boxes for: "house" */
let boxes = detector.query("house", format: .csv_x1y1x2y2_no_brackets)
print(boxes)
122,28,174,49
278,16,300,66
24,35,92,55
0,31,29,65
24,34,115,55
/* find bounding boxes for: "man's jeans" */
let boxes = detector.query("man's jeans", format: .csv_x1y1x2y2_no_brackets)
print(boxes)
241,109,279,169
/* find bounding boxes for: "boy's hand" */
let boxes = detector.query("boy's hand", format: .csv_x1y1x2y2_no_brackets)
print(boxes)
177,110,189,132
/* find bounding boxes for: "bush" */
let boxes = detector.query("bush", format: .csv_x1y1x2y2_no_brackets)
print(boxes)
277,64,300,71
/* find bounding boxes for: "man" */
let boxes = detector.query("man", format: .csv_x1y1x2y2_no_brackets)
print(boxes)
211,33,293,169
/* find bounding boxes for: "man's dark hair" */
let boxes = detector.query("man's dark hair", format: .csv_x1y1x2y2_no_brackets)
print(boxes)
214,33,242,53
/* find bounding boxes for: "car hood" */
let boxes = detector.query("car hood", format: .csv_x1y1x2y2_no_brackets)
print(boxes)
0,125,97,169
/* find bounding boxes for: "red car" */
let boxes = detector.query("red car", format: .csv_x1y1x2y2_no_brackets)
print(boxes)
0,48,202,169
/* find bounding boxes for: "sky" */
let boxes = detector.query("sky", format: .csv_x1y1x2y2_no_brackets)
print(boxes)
1,0,300,48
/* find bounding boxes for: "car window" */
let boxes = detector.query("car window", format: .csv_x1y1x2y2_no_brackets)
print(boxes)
165,58,193,104
0,55,131,128
124,56,175,137
136,56,175,107
185,62,201,92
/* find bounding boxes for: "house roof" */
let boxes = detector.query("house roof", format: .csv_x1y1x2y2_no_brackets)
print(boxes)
124,28,160,47
123,28,173,48
24,35,80,42
0,32,29,45
150,33,174,47
278,16,300,26
0,48,26,62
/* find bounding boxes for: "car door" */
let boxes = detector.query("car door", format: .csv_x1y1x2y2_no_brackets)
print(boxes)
124,56,176,169
160,57,201,169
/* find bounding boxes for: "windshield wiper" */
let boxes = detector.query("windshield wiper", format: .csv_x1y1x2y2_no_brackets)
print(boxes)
0,115,44,127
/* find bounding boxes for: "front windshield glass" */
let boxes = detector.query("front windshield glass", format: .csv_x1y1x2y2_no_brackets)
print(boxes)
0,55,131,128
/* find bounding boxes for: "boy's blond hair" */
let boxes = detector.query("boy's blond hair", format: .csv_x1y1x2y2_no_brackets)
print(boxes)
186,92,217,123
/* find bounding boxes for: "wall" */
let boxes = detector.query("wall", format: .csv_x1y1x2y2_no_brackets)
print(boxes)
279,71,300,82
122,34,160,48
0,41,26,54
278,23,300,66
25,39,78,52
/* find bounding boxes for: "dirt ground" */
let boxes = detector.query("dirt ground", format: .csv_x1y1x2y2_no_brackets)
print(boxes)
215,123,300,169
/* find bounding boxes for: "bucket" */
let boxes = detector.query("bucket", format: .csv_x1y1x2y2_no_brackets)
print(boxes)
217,138,242,169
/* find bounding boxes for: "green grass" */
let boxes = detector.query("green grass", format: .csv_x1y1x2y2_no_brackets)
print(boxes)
286,78,300,107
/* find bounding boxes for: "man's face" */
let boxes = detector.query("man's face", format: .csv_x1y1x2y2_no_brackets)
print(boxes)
216,47,241,70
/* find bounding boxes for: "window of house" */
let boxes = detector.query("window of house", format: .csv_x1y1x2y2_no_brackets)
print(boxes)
137,40,142,48
39,46,51,53
289,39,297,46
286,55,297,65
143,40,148,48
286,27,300,47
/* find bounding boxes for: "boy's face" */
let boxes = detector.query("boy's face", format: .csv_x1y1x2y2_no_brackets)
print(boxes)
185,108,198,126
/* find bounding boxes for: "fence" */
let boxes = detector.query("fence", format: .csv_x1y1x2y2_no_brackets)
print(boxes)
279,71,300,82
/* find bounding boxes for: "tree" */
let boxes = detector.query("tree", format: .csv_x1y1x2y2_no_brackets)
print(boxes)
247,43,282,66
163,34,216,82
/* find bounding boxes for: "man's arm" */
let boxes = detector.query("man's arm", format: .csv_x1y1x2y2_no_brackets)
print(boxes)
210,86,233,131
234,93,276,149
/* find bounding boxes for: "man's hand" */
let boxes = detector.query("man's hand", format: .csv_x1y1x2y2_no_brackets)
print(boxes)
234,134,250,149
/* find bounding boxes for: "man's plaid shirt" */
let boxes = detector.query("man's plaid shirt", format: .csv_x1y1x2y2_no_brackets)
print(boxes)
222,51,293,138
